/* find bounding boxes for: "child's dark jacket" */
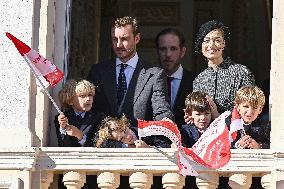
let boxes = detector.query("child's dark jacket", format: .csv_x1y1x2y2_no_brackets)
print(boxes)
180,124,201,148
54,109,104,147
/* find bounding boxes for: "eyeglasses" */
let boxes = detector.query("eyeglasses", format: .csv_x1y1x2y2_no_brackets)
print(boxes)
202,38,224,46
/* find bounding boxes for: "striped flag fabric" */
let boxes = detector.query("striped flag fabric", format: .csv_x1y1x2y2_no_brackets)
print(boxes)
191,111,232,168
138,119,198,176
6,32,64,88
228,107,244,142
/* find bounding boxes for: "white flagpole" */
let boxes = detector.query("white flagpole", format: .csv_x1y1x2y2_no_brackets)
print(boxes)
23,56,62,114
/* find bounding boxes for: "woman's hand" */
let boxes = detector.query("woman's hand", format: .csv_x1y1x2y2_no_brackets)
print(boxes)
206,95,220,119
184,109,193,125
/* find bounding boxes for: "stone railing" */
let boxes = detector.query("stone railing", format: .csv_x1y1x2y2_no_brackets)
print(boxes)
0,148,282,189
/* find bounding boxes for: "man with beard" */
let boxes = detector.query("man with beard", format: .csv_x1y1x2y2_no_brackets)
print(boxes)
87,16,173,147
156,28,195,129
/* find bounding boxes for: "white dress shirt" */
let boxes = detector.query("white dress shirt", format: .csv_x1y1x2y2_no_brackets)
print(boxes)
115,53,139,88
168,65,183,108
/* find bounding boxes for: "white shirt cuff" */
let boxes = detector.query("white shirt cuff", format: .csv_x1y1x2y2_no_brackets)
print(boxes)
59,127,67,135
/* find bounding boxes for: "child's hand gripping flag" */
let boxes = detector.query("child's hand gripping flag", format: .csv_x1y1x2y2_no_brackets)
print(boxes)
6,32,64,88
6,32,64,113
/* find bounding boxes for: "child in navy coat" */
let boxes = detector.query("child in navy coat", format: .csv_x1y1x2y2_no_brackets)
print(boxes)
54,79,104,147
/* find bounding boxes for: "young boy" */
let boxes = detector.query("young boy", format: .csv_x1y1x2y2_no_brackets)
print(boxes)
55,79,103,147
180,91,214,148
229,85,270,149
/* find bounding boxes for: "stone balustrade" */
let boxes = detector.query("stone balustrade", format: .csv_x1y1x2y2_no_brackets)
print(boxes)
0,148,282,189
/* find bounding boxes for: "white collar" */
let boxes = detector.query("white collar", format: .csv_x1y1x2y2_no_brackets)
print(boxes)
74,110,86,118
116,53,138,69
169,65,183,80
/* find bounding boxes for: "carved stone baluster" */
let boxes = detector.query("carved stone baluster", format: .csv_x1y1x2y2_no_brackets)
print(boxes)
97,172,120,189
40,171,53,189
196,173,219,189
261,173,272,189
162,172,185,189
63,171,86,189
228,173,252,189
129,172,153,189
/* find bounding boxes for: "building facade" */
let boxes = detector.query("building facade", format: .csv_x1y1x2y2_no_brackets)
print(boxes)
0,0,284,188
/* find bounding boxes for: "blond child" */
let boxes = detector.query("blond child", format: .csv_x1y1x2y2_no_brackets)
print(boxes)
54,79,103,147
230,85,270,149
94,115,137,148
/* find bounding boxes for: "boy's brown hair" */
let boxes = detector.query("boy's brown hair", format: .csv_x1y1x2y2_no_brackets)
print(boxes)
58,79,96,110
234,86,265,109
113,16,139,36
184,91,211,115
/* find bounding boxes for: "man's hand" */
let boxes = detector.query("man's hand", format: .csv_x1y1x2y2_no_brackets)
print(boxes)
134,140,150,148
161,117,174,122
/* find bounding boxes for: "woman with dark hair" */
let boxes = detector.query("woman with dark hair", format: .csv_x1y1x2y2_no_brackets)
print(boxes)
193,20,255,113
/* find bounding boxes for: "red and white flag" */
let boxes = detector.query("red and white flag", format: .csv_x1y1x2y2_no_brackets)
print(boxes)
190,111,232,168
228,107,243,142
137,111,243,176
138,119,181,145
6,32,64,88
138,119,197,176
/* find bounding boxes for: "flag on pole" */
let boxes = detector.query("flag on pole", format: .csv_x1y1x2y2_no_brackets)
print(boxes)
6,32,64,88
6,32,64,113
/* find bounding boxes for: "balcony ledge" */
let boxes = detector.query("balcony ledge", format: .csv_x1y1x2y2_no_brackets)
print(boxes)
0,147,280,175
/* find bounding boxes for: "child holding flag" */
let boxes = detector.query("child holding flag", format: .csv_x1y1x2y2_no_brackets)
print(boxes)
180,91,215,148
55,79,104,147
229,85,270,149
55,79,106,189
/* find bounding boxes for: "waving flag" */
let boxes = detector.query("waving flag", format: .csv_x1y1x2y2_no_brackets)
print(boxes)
228,107,243,142
6,32,64,113
191,111,232,168
138,119,197,176
138,119,181,145
6,32,64,88
137,111,243,176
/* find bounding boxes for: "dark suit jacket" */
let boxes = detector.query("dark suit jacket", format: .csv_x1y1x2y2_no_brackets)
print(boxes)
87,58,174,131
54,109,103,147
172,68,195,129
180,124,200,148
